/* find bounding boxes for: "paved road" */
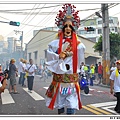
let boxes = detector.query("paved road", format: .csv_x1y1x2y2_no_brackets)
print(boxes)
0,75,118,116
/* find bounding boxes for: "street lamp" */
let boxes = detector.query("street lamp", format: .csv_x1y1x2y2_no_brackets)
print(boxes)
95,12,102,18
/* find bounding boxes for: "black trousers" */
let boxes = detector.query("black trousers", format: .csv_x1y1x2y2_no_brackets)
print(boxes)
27,76,34,90
115,92,120,111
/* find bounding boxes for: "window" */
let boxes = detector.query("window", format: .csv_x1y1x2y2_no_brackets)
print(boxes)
98,20,102,24
28,53,31,60
98,29,102,34
109,19,113,23
90,22,94,25
111,28,114,31
115,27,117,32
78,30,87,34
34,51,38,60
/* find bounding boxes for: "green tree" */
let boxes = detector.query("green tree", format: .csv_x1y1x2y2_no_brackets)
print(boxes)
93,33,120,60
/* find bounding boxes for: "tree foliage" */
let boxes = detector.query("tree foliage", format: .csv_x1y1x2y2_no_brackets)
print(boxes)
93,33,120,60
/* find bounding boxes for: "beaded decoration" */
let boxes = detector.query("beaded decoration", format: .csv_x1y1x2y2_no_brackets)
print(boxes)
55,3,80,31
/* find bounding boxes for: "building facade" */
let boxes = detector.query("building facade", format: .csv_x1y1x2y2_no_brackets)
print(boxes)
26,29,101,67
78,16,119,42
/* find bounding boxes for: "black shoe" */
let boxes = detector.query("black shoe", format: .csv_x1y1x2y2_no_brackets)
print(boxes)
114,107,118,111
58,107,65,114
13,91,19,94
116,110,120,113
114,93,117,97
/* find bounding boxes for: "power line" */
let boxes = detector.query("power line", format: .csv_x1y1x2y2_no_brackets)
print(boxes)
24,5,61,38
80,3,119,25
2,3,120,41
21,4,37,23
0,4,62,12
18,4,42,31
4,4,37,38
27,31,57,49
0,7,100,15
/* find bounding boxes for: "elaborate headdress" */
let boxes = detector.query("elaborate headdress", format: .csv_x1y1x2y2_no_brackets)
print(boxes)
55,4,80,31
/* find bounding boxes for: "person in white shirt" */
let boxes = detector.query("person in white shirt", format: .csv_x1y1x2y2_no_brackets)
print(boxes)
25,59,37,93
80,62,85,75
18,58,24,84
110,60,120,113
21,59,27,87
110,63,117,74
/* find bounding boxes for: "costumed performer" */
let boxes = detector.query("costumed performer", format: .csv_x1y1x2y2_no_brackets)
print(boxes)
45,3,86,115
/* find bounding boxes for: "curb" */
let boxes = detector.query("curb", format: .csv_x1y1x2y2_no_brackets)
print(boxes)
94,83,110,88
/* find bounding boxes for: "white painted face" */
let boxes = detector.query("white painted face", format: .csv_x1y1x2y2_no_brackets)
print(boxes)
64,20,73,37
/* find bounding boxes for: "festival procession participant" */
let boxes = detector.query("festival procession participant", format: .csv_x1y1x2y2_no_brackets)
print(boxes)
110,60,120,113
0,64,8,94
45,4,86,115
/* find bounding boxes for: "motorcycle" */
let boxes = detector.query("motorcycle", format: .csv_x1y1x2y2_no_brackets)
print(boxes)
79,73,89,94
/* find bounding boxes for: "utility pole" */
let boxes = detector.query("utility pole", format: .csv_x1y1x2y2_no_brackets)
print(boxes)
101,4,110,85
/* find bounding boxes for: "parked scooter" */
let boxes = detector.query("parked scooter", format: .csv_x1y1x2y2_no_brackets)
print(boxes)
79,73,89,94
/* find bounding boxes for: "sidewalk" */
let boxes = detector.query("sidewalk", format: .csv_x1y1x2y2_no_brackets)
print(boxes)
93,80,110,88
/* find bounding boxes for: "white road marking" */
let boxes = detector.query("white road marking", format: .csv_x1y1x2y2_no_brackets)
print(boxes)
90,101,117,107
43,86,118,114
89,88,95,91
102,105,119,115
1,89,15,104
81,93,92,96
43,87,48,89
97,91,104,92
23,88,44,100
35,75,42,78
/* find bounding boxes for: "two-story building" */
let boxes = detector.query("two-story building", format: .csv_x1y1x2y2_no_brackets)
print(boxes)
26,28,102,67
78,16,119,42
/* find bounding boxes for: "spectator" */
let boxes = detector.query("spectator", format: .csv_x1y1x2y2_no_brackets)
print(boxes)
18,58,24,84
42,66,48,82
95,63,98,82
21,59,27,87
25,59,37,93
110,63,117,74
110,60,120,113
89,64,95,86
80,62,85,76
0,64,8,94
9,58,19,94
98,62,103,84
84,64,88,74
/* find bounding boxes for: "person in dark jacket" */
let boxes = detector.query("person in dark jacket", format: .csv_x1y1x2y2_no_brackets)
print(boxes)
95,63,98,82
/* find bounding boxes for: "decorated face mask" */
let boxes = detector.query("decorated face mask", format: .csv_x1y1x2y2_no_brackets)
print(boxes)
63,20,73,37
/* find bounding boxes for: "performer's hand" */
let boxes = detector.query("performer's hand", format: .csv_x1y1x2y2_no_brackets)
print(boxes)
110,89,113,94
59,52,66,59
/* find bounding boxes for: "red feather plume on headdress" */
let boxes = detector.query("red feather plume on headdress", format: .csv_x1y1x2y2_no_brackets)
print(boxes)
55,4,80,31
